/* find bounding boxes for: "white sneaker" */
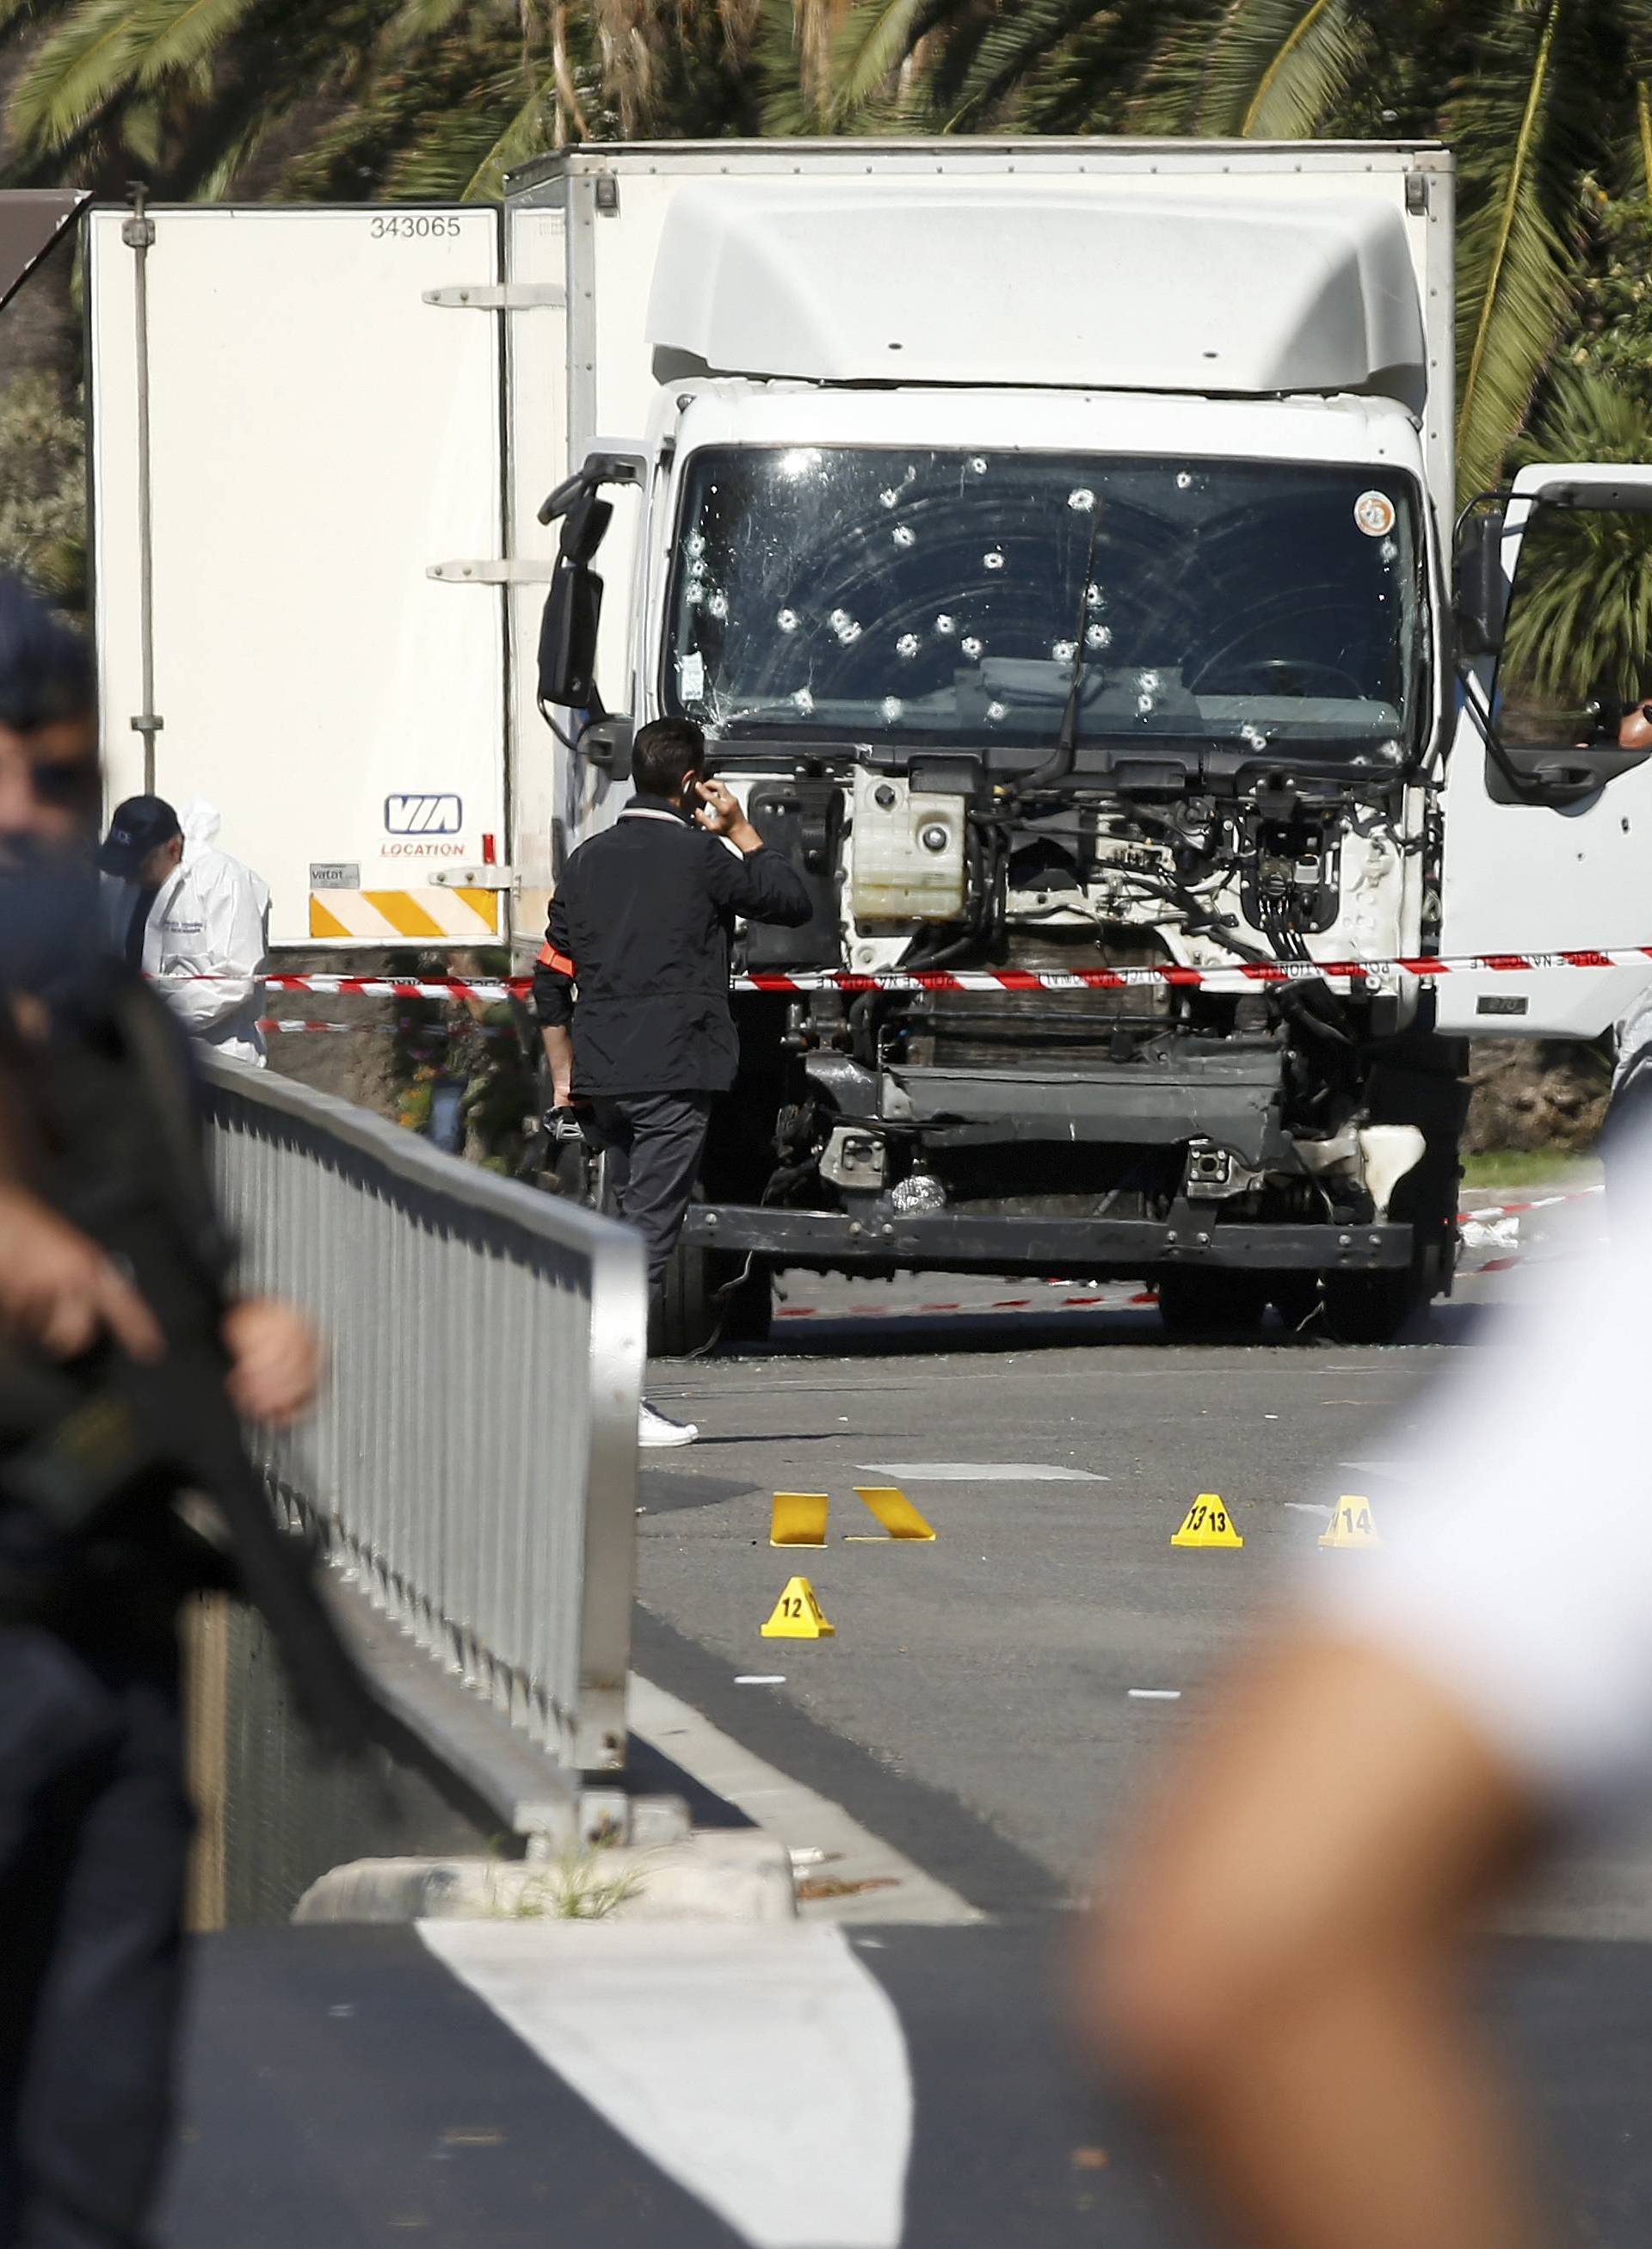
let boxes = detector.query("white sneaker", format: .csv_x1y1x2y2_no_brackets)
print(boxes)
638,1400,700,1449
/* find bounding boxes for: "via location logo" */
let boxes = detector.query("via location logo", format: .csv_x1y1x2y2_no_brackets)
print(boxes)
385,793,461,835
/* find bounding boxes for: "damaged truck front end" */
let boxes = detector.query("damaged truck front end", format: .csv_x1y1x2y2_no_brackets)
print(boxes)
631,415,1464,1346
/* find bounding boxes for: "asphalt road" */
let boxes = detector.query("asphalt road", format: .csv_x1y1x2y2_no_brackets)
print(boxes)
166,1921,1652,2249
634,1177,1652,1926
157,1168,1652,2247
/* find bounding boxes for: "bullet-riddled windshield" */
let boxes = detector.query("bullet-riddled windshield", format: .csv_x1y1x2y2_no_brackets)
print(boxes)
663,447,1424,765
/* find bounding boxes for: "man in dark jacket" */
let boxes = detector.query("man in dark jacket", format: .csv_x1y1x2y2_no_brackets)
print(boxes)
534,717,811,1446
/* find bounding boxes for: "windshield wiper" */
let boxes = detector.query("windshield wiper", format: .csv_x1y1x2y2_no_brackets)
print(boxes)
1020,504,1105,794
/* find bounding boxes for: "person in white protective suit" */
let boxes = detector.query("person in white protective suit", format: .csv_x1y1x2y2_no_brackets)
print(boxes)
97,793,271,1063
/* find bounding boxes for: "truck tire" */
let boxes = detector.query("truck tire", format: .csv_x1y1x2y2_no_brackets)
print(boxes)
718,1258,774,1346
650,1247,772,1357
652,1240,718,1358
1319,1266,1425,1346
1268,1273,1321,1333
1156,1269,1269,1338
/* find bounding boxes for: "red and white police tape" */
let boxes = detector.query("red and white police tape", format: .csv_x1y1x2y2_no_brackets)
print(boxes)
191,940,1652,1008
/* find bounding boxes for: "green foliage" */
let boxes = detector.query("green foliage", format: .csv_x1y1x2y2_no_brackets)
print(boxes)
0,373,86,607
0,0,1646,511
1569,187,1652,408
1135,0,1373,139
1501,369,1652,701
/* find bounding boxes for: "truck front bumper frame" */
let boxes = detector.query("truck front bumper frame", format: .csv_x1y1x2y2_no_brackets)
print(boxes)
681,1206,1411,1275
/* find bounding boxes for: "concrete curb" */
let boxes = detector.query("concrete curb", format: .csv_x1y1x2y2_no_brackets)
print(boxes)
292,1829,798,1926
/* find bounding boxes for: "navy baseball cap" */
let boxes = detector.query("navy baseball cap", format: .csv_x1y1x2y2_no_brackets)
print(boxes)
97,795,181,878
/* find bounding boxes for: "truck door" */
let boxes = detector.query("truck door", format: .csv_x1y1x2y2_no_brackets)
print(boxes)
1438,462,1652,1038
87,203,508,950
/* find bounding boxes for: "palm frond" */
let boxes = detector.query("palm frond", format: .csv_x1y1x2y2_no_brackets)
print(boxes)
1502,373,1652,699
757,0,812,130
384,97,526,201
384,0,468,45
1136,0,1370,138
455,82,558,200
941,0,1140,133
1452,0,1583,496
1236,0,1371,137
9,0,154,151
996,0,1174,135
128,0,268,83
832,0,928,114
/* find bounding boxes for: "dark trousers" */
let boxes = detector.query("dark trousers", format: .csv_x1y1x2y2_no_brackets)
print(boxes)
587,1093,713,1307
0,1622,191,2249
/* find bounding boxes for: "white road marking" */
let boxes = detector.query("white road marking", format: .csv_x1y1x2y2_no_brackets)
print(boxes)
629,1675,979,1928
859,1462,1107,1482
421,1922,912,2249
1128,1689,1182,1701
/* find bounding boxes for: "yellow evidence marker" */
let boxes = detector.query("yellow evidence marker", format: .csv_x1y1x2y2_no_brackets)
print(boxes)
1319,1495,1380,1550
771,1492,829,1547
761,1576,835,1639
848,1485,936,1543
1170,1494,1244,1549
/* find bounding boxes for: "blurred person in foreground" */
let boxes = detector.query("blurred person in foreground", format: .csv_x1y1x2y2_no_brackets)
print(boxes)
97,793,271,1065
1081,1148,1652,2249
0,579,373,2247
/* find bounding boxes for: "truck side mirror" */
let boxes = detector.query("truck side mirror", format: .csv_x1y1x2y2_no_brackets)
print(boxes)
536,492,613,711
1454,509,1507,657
580,715,633,777
538,558,604,708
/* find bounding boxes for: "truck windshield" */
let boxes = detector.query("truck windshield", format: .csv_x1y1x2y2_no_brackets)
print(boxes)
663,447,1423,766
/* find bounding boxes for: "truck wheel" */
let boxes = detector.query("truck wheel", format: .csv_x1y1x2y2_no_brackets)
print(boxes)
1319,1267,1425,1346
1268,1273,1322,1333
650,1246,771,1357
717,1258,774,1346
652,1240,718,1359
1156,1270,1269,1337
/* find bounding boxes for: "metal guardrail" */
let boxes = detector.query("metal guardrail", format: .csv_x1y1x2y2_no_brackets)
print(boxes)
198,1055,646,1772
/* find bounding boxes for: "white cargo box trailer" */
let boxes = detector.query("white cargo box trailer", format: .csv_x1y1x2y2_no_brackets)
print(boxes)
87,202,512,949
83,139,1458,952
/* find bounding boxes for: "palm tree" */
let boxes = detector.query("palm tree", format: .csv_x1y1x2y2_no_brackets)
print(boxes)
835,0,1652,499
0,0,823,203
1501,367,1652,700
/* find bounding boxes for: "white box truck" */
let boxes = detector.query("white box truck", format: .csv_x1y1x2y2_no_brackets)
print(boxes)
58,143,1652,1347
